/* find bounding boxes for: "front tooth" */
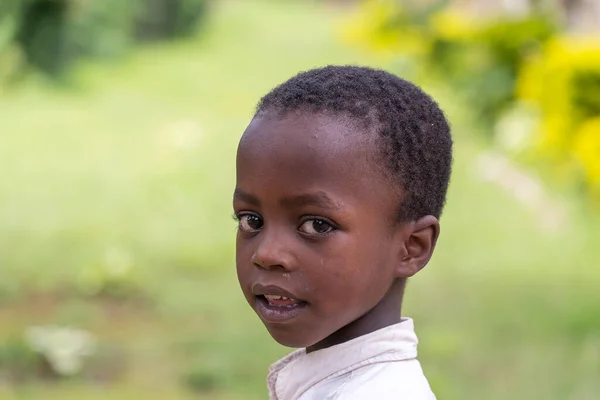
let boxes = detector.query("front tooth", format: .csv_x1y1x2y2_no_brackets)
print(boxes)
265,295,282,300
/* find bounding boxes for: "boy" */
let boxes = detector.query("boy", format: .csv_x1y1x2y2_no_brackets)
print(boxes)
233,66,452,399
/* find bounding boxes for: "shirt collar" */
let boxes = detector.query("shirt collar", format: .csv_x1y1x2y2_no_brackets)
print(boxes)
267,318,419,400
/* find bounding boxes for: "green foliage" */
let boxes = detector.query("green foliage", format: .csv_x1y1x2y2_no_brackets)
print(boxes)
345,0,600,203
65,0,138,60
344,1,557,126
76,247,142,300
16,0,69,76
134,0,209,41
571,70,600,120
517,37,600,201
437,16,555,125
0,330,127,386
0,0,209,78
0,335,40,382
182,363,224,393
0,1,24,84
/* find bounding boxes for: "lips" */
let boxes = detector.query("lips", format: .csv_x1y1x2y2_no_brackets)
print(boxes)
252,284,308,323
263,294,301,308
252,283,302,300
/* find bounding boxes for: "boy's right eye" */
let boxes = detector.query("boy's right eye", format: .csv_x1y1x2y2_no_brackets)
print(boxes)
238,214,263,232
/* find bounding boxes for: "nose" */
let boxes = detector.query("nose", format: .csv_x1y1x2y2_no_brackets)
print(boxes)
251,227,295,271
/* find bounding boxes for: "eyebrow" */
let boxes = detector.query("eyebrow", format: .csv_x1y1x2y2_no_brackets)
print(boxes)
233,189,342,211
280,191,342,211
233,188,261,206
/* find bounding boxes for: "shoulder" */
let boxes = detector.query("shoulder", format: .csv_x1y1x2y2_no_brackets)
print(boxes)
341,360,436,400
302,359,436,400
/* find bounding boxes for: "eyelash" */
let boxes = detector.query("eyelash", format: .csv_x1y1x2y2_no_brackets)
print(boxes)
299,216,338,236
233,213,338,236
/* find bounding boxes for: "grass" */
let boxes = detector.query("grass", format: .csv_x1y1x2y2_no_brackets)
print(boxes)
1,1,599,399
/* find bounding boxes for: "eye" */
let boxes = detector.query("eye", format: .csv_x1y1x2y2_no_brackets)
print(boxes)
298,218,335,236
237,213,263,233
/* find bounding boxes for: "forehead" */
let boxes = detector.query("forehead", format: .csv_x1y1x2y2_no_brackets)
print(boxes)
236,112,398,212
238,112,372,170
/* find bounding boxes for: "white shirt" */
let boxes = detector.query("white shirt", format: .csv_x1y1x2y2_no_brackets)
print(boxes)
267,318,436,400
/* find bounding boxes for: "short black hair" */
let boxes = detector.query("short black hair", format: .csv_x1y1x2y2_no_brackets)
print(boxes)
256,65,453,221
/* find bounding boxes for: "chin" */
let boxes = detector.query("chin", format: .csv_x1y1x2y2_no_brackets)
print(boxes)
265,324,321,349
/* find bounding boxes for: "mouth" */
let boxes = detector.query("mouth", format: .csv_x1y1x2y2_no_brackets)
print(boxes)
259,293,308,308
252,284,308,323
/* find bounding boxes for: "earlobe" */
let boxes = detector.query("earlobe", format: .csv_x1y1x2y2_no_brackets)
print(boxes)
395,215,440,278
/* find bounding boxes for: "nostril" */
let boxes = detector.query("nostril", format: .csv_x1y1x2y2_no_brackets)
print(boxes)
251,253,265,268
252,253,286,270
252,257,267,269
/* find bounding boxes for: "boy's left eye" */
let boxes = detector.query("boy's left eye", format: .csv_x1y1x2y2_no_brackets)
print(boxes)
298,219,335,235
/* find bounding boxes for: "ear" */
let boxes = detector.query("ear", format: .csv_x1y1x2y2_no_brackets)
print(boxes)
394,215,440,278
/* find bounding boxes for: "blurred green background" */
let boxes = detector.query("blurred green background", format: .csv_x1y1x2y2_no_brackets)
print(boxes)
1,0,599,399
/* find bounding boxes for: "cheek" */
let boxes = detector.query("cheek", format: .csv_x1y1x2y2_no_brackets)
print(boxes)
235,236,253,278
310,238,382,288
310,234,393,300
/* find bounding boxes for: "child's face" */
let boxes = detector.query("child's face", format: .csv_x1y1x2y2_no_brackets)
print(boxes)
234,112,413,349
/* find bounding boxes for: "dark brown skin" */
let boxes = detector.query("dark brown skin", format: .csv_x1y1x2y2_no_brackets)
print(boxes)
233,112,439,352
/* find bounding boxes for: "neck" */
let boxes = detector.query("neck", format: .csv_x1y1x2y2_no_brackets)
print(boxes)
306,278,406,353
